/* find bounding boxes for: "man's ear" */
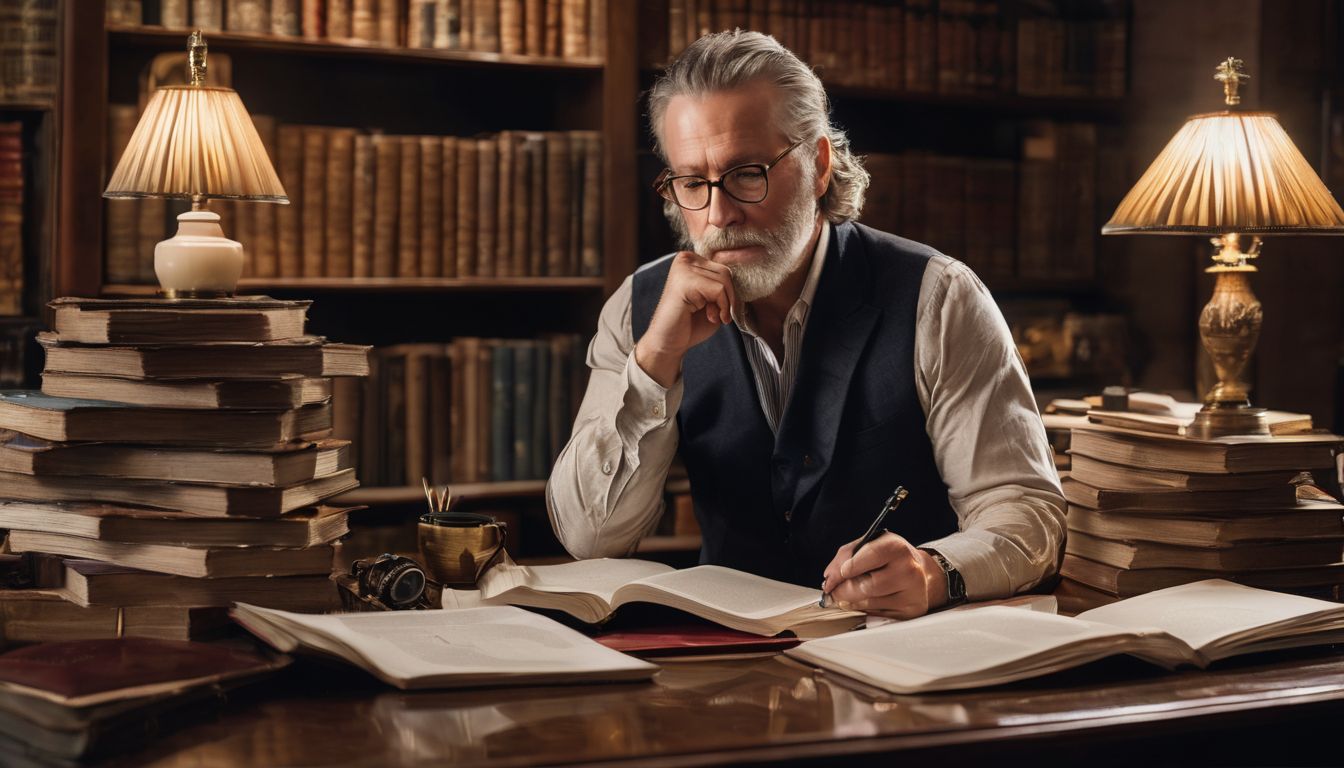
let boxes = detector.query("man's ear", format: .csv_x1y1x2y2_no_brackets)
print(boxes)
813,135,833,199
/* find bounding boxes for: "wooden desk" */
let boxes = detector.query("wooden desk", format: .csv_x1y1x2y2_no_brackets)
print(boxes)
107,647,1344,767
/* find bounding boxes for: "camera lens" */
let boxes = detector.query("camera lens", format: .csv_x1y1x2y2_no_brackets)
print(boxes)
389,568,426,607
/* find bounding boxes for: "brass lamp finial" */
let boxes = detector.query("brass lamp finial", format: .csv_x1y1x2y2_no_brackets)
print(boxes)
1214,57,1248,106
188,30,207,87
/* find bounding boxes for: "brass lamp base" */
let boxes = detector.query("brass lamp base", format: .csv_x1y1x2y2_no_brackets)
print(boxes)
1188,405,1269,439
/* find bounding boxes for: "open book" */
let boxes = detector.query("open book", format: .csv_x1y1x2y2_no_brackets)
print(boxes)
784,580,1344,694
230,604,657,690
454,558,863,638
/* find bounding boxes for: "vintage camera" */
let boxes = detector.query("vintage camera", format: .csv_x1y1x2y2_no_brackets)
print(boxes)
350,554,427,609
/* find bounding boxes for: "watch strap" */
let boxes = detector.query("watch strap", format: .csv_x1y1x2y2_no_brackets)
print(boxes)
920,547,967,607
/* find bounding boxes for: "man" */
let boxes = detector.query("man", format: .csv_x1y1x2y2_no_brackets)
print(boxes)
547,30,1065,619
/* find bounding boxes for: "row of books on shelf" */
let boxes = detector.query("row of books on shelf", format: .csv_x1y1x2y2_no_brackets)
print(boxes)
859,122,1097,284
108,0,608,59
107,108,604,283
0,0,57,103
334,334,588,487
665,0,1127,98
0,122,21,315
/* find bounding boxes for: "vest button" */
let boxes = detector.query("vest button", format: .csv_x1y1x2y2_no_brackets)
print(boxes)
783,509,792,522
803,454,814,467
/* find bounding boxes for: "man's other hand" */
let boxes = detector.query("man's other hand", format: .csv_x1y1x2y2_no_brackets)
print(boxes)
634,251,738,387
821,532,948,619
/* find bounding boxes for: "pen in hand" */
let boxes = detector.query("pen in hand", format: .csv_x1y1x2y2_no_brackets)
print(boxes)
819,486,909,609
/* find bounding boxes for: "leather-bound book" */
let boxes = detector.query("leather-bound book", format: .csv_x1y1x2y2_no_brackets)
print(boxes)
351,133,375,277
455,139,478,277
372,133,400,278
418,136,443,277
476,136,498,277
397,136,422,277
544,132,571,275
439,136,458,277
324,128,356,277
300,127,327,277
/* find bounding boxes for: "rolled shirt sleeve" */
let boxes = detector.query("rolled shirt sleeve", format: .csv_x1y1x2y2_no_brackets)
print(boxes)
546,276,683,559
912,256,1067,600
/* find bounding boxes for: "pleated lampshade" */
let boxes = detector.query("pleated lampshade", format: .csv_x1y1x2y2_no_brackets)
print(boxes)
104,85,287,203
1102,110,1344,234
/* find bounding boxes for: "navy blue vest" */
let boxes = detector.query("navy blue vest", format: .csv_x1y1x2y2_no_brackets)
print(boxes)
631,221,958,587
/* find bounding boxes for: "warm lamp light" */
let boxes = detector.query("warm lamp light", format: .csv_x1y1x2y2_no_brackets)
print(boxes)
103,31,287,297
1102,57,1344,438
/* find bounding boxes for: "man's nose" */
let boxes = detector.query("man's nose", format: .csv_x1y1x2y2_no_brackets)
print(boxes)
705,184,744,230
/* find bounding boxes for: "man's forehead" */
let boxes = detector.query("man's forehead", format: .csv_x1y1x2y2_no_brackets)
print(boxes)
661,85,787,171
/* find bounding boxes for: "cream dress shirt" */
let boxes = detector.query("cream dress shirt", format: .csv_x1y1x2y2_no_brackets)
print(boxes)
546,224,1066,600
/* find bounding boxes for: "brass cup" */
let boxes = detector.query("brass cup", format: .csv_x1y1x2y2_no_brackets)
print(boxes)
417,511,506,588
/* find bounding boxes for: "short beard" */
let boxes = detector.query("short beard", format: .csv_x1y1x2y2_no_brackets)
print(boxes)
665,169,819,303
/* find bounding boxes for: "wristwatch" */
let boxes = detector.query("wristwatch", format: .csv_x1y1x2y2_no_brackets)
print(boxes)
920,548,967,607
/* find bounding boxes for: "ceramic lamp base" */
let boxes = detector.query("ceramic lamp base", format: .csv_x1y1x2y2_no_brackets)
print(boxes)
154,210,244,297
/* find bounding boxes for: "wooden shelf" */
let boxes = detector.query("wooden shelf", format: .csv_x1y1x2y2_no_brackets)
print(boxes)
101,276,607,296
336,480,548,506
0,100,54,112
108,26,605,72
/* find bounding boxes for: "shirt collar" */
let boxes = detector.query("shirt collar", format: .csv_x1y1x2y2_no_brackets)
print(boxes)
733,220,831,336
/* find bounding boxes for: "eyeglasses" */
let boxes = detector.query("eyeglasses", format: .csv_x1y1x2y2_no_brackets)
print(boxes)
653,140,804,211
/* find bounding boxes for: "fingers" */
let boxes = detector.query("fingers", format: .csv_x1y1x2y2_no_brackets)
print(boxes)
821,537,862,592
823,533,931,617
673,251,736,324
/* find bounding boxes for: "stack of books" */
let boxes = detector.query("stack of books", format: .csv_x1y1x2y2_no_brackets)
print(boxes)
1057,417,1344,612
0,296,370,642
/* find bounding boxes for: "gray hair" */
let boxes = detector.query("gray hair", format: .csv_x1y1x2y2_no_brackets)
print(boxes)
647,29,869,224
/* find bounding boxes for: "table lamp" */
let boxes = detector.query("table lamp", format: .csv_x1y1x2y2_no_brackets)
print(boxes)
1102,57,1344,438
103,31,287,298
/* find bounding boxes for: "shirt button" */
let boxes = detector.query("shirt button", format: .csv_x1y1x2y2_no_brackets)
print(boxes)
652,404,663,418
601,461,613,475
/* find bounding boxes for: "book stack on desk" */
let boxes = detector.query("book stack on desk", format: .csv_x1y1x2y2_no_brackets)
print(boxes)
0,297,371,642
1056,421,1344,612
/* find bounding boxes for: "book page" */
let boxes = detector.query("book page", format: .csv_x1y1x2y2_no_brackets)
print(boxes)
477,558,673,605
1077,579,1344,651
623,565,822,619
233,605,656,686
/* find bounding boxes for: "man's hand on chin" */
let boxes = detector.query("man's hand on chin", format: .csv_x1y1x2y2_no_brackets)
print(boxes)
821,533,948,619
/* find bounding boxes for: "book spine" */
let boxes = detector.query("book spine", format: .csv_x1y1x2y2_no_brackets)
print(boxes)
473,0,500,52
440,136,459,277
476,136,498,278
495,131,514,278
526,134,546,277
419,136,443,277
525,0,544,54
404,347,430,485
383,349,407,487
372,133,400,278
408,0,434,47
561,0,586,58
491,343,514,482
512,341,534,480
476,339,494,482
192,0,224,31
251,114,280,278
459,0,475,49
588,0,605,60
351,133,375,278
500,0,525,55
547,334,570,462
228,0,271,32
270,0,300,34
566,130,583,275
509,131,530,277
378,0,401,45
360,352,383,483
455,139,478,277
324,128,356,277
544,132,570,276
332,376,362,448
579,131,602,276
233,197,256,278
352,0,379,41
458,337,480,482
430,349,452,483
668,0,686,56
300,0,324,37
276,124,304,277
397,136,422,278
105,105,140,285
300,127,327,277
326,0,352,38
544,0,561,56
529,339,550,479
161,0,189,26
0,123,21,315
447,341,467,480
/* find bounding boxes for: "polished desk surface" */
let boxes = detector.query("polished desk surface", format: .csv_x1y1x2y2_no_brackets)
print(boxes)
107,646,1344,767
